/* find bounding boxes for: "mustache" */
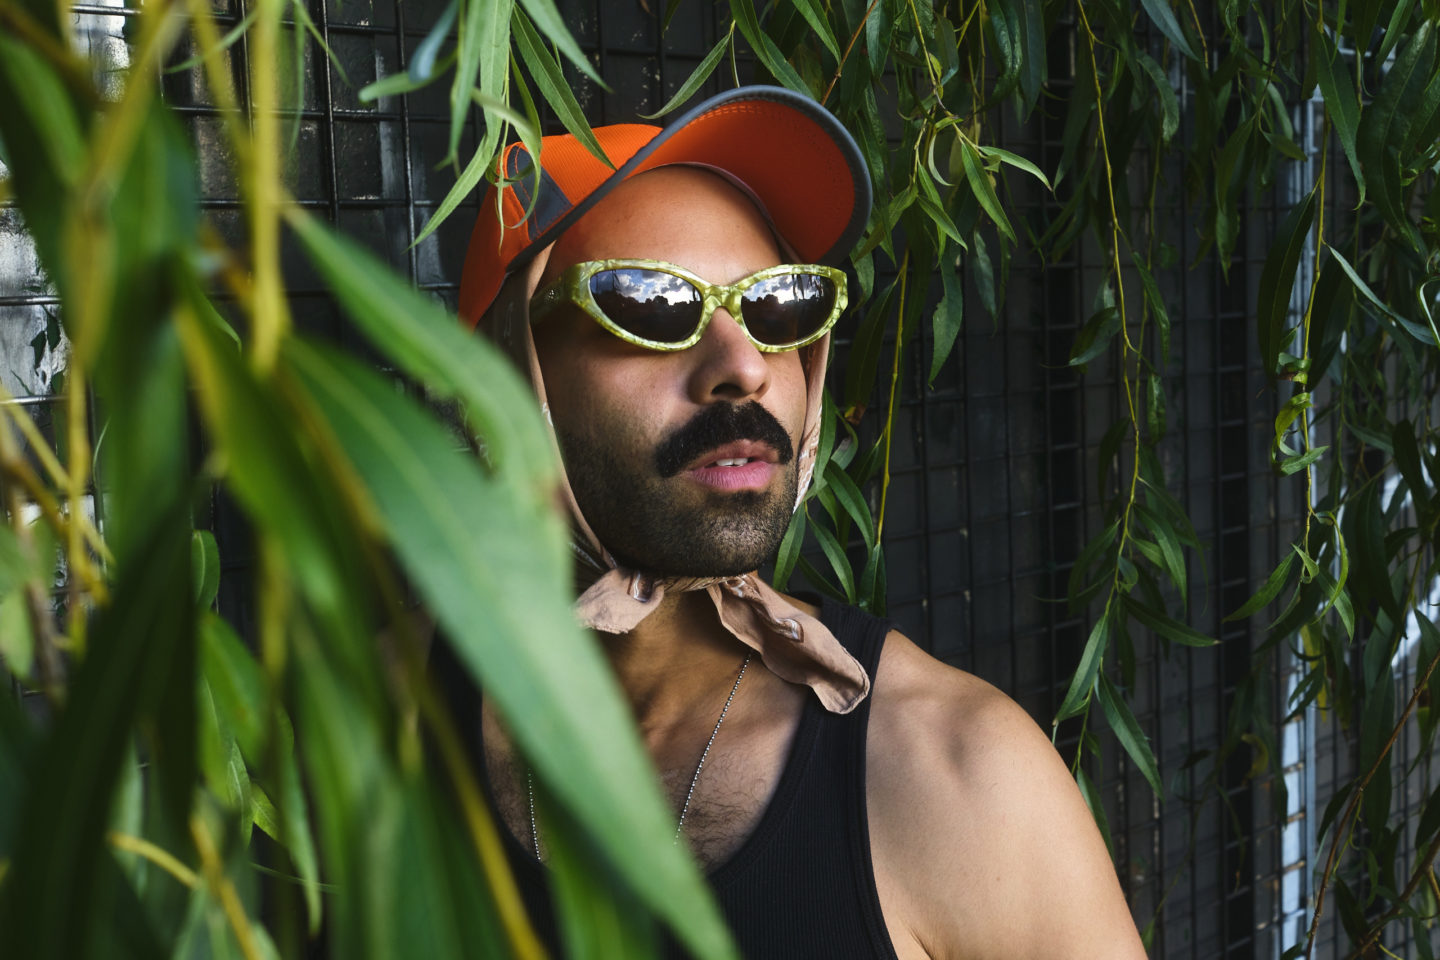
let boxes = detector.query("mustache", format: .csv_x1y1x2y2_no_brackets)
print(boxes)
654,402,795,478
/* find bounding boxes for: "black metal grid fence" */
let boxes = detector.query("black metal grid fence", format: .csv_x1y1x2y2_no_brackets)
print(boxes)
3,1,1420,956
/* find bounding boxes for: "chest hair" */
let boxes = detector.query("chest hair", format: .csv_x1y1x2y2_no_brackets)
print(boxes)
482,697,799,871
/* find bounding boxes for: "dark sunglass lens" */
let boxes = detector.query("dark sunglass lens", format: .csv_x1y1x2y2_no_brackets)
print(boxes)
590,269,702,343
741,273,837,345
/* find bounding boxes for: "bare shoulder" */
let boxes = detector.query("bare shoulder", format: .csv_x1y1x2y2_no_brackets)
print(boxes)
866,630,1146,960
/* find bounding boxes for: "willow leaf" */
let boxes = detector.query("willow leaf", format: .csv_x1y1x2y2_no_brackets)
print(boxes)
730,0,810,94
512,7,610,168
1097,673,1163,797
960,138,1016,243
1138,0,1199,60
1056,600,1113,722
1076,766,1114,858
929,251,963,385
1327,245,1439,346
516,0,604,83
1225,552,1296,622
449,0,513,162
824,459,876,552
1255,190,1315,380
789,0,841,62
1124,596,1217,647
641,30,731,119
286,209,556,504
1313,36,1364,203
809,513,857,601
408,0,458,83
0,505,192,960
1357,20,1433,250
1133,50,1179,144
773,506,807,589
977,144,1052,190
286,340,739,960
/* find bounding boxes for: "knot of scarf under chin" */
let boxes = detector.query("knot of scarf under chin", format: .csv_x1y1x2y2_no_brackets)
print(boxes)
575,566,870,715
490,248,873,716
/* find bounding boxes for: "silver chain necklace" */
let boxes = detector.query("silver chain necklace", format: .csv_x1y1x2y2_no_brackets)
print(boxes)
527,651,753,861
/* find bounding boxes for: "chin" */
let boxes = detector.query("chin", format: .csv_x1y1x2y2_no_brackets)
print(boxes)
600,494,794,579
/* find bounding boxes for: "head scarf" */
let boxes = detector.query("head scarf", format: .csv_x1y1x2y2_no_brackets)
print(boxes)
485,238,871,715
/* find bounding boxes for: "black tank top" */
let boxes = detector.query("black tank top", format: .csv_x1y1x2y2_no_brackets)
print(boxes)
475,596,900,960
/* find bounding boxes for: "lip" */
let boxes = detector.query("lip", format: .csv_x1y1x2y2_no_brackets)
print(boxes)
683,441,781,491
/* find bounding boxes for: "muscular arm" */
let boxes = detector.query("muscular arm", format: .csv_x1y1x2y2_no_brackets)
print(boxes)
866,631,1147,960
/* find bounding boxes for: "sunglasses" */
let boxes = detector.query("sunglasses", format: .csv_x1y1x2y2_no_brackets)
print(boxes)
529,259,848,352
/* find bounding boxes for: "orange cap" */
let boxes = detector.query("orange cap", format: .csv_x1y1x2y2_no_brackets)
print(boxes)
457,86,872,328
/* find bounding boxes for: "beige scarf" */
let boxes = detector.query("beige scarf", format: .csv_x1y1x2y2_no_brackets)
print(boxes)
485,250,871,715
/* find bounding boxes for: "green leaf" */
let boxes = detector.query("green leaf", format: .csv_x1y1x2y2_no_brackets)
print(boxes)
536,787,659,960
0,33,87,285
450,0,514,161
864,0,895,77
823,460,876,552
730,0,811,94
843,279,895,411
640,30,731,119
929,251,964,384
960,138,1016,243
1076,765,1114,859
165,8,260,73
1055,600,1113,722
1225,552,1296,621
286,209,557,508
1328,245,1440,346
409,0,459,83
809,513,857,602
1133,50,1179,144
1256,190,1315,381
1132,254,1170,362
512,8,611,169
0,504,192,960
1067,518,1121,612
1068,307,1121,367
773,506,807,589
516,0,605,83
788,0,841,63
1145,372,1166,439
976,144,1052,191
1360,665,1395,836
1135,502,1186,606
1097,673,1163,797
191,529,221,610
1416,785,1440,850
1356,19,1434,250
858,541,886,614
285,339,737,960
1138,0,1199,60
178,311,369,651
1313,34,1364,202
1278,446,1328,476
1124,595,1217,647
361,59,456,103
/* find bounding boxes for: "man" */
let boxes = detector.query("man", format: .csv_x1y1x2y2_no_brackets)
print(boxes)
458,87,1146,959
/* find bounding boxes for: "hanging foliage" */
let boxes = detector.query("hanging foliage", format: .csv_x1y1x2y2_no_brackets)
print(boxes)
2,0,1440,956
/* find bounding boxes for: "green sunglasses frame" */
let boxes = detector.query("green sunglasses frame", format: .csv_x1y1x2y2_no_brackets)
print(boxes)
529,258,849,353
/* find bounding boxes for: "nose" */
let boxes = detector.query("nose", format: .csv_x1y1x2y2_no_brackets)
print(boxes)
685,306,770,403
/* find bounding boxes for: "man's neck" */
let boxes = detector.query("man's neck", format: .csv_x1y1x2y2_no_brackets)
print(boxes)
601,587,757,745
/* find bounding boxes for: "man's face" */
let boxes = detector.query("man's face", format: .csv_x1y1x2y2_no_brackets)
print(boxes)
531,167,810,578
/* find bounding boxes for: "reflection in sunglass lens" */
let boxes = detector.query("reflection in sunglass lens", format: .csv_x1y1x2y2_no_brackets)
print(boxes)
591,269,702,343
741,273,837,345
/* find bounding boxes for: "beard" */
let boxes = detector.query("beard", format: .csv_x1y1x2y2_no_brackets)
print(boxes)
557,401,799,578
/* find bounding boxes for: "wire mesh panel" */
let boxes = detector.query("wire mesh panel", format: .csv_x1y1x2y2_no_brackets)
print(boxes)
7,1,1435,957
